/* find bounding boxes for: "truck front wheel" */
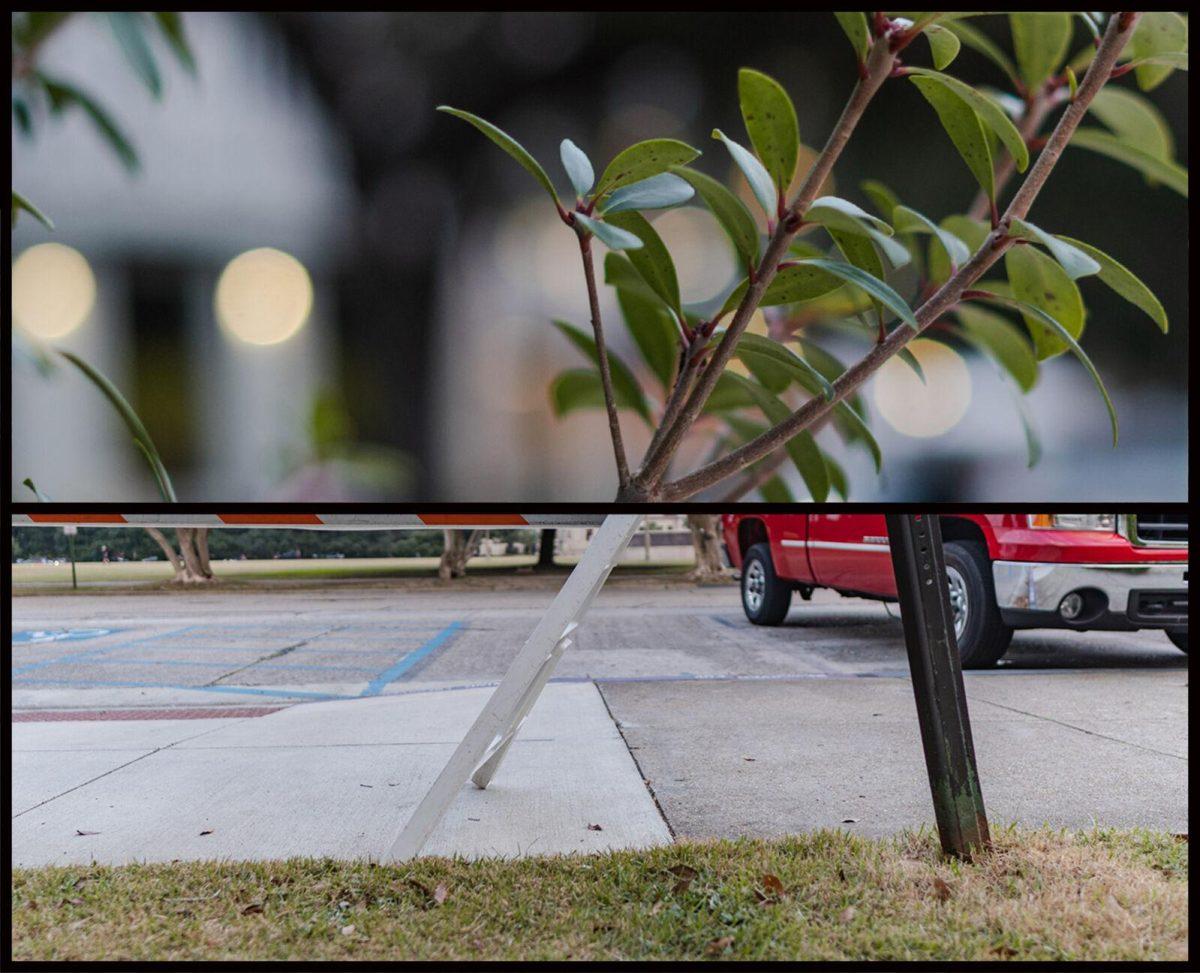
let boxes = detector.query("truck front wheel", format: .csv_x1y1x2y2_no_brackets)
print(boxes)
943,541,1013,668
741,543,792,626
1167,630,1187,653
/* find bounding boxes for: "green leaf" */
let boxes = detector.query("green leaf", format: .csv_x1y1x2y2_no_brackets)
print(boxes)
893,205,970,268
723,262,843,314
860,179,901,222
1012,389,1043,468
953,303,1038,392
805,195,894,236
712,128,777,218
22,477,52,502
1009,13,1073,90
1088,87,1174,162
1127,12,1188,91
1008,219,1100,280
942,18,1020,87
153,12,195,73
910,75,994,201
928,215,989,284
437,106,557,203
791,259,918,328
595,138,701,197
605,252,671,309
975,294,1117,446
1068,129,1188,198
724,374,829,501
572,213,643,251
924,24,961,70
1056,236,1168,334
107,13,161,97
38,74,139,171
824,453,849,500
58,349,176,501
674,165,760,268
1004,244,1085,360
599,173,694,215
834,12,870,63
551,320,652,424
759,475,795,502
738,68,800,194
734,333,835,401
908,68,1029,172
560,138,594,198
704,371,757,413
11,190,54,231
617,288,679,390
603,211,682,316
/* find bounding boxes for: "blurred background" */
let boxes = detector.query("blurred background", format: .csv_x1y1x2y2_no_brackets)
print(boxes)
10,12,1188,502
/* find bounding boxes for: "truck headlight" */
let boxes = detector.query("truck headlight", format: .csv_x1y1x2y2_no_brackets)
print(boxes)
1028,514,1117,532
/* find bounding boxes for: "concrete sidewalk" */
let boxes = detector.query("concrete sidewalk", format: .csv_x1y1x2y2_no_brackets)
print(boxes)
11,682,671,867
600,669,1189,839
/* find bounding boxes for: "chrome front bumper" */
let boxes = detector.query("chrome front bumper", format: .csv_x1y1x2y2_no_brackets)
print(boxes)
992,560,1188,629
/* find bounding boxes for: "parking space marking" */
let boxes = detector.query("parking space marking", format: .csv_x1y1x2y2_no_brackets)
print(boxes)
361,621,464,697
10,627,200,676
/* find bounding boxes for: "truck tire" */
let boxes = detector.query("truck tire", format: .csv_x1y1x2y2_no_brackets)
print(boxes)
943,540,1013,668
741,543,792,626
1167,630,1187,653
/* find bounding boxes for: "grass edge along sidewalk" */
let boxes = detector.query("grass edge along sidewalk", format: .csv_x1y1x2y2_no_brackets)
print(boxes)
12,826,1186,961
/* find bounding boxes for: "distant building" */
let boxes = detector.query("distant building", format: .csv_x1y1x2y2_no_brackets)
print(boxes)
11,12,356,500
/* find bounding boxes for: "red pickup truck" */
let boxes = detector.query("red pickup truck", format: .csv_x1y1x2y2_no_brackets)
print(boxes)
721,513,1188,667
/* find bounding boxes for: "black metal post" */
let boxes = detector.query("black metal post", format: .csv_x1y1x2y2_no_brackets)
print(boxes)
885,513,990,859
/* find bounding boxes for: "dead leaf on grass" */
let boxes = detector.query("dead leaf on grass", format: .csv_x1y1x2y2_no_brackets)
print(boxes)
241,903,264,915
433,883,449,905
340,924,356,936
931,877,952,902
755,873,785,905
838,906,856,923
667,864,698,892
706,935,734,955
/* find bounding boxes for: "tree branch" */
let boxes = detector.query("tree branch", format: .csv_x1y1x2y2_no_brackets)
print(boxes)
577,233,631,489
967,85,1064,221
625,34,900,498
661,12,1140,502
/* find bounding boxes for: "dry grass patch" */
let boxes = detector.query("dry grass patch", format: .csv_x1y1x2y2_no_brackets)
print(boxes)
11,826,1187,961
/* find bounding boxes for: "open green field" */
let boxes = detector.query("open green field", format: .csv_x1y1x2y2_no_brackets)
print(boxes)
11,556,697,590
11,827,1186,961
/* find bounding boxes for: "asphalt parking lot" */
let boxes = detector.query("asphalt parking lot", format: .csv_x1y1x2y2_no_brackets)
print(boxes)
10,582,1189,865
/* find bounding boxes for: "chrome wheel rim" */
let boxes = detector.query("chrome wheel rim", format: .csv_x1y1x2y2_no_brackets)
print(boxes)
946,565,969,640
744,559,766,614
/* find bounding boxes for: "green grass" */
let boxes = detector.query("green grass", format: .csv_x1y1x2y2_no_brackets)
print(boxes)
11,827,1187,961
11,556,701,591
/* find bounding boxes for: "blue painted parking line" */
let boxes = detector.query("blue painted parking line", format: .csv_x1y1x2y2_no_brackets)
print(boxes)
361,621,464,697
12,657,380,673
12,628,118,645
11,676,352,701
10,626,200,676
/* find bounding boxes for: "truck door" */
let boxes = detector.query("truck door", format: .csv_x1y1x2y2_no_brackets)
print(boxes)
807,513,897,596
769,513,811,579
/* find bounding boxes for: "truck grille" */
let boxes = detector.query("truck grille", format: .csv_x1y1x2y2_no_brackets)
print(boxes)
1132,513,1188,546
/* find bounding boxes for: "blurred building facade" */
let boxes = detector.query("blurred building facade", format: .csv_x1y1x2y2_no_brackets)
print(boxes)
11,12,356,500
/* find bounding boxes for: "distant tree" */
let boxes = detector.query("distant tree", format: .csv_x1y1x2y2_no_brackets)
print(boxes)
686,515,726,581
438,530,480,580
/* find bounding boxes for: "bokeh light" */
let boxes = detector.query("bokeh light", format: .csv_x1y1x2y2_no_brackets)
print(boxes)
215,247,314,346
873,338,972,438
11,243,97,340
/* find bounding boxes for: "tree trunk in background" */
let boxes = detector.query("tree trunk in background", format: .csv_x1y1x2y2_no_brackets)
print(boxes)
687,515,726,582
143,528,217,583
439,529,480,580
536,529,557,569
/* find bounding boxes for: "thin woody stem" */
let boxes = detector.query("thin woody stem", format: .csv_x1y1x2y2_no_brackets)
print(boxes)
628,35,899,497
661,12,1139,502
577,233,631,489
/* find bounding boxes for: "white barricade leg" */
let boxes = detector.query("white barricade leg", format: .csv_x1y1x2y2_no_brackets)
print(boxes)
382,514,642,862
